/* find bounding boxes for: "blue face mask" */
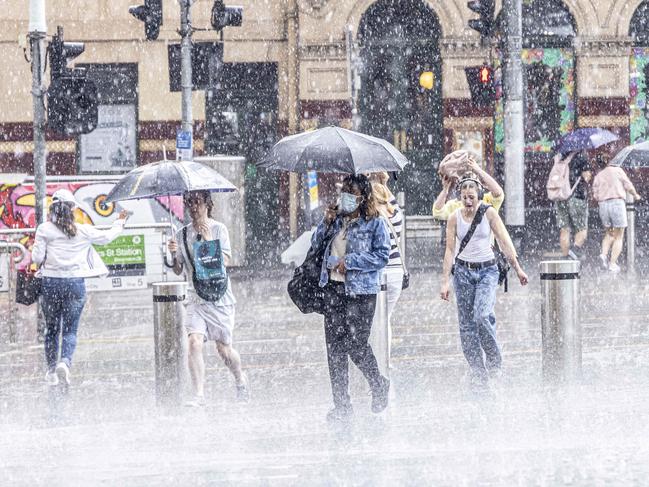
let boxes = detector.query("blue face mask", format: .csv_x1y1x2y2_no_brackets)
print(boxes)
339,192,360,214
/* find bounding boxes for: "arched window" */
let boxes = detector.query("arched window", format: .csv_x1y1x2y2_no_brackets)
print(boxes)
630,1,649,143
357,0,443,213
494,0,577,152
630,1,649,46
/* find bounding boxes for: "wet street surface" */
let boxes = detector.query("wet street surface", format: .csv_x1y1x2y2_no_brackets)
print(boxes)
1,266,649,485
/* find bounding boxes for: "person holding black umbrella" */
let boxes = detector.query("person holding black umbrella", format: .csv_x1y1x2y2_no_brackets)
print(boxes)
311,174,391,422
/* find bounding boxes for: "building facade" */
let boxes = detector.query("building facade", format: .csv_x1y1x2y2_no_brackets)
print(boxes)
1,0,649,259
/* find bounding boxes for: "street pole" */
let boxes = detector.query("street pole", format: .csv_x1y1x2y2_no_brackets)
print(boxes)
502,0,525,227
29,0,47,226
179,0,193,161
345,26,361,131
287,0,300,240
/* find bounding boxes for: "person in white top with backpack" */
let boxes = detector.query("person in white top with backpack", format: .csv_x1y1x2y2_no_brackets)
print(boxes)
31,189,128,386
546,150,592,260
167,190,249,406
440,177,528,393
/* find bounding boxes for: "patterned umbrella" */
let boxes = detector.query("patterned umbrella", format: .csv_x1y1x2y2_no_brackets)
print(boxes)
556,128,619,153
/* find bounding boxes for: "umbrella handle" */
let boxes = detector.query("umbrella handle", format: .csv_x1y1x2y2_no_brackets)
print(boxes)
163,251,177,269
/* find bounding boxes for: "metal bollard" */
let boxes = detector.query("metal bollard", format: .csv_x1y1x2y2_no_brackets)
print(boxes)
371,272,391,379
152,282,188,409
540,260,581,383
626,193,636,274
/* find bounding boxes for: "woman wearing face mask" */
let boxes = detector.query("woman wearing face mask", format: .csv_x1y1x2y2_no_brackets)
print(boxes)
31,189,128,386
440,178,528,393
311,173,391,422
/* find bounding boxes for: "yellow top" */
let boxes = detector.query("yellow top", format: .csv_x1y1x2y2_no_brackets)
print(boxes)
432,192,505,221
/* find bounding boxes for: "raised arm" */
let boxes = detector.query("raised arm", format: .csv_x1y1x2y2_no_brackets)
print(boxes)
485,207,528,285
440,213,457,300
468,159,503,198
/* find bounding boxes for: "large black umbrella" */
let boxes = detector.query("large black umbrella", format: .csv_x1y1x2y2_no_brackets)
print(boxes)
258,126,409,174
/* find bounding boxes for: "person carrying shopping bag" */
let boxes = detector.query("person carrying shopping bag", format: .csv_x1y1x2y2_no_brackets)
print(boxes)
440,177,528,393
31,189,128,386
311,173,391,422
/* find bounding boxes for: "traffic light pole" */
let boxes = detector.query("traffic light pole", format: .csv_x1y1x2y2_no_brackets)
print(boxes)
179,0,193,160
502,0,525,226
29,0,47,226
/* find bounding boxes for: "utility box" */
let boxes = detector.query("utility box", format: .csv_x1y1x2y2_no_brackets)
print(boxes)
193,156,246,266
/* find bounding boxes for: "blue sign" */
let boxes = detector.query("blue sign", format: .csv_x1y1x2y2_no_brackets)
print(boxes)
176,130,192,150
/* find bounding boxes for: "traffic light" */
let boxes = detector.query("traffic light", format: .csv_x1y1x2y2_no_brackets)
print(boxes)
211,1,243,32
467,0,495,43
47,27,98,135
419,71,435,90
465,65,495,106
129,0,163,41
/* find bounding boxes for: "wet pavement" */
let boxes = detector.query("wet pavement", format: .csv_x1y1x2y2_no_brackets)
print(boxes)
1,263,649,485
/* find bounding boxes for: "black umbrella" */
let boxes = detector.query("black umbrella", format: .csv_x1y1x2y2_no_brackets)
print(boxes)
258,126,409,174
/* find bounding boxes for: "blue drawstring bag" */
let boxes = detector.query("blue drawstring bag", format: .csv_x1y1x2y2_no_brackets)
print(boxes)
182,227,228,302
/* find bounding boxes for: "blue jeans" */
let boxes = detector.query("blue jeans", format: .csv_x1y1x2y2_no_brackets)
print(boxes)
453,264,501,382
42,277,87,371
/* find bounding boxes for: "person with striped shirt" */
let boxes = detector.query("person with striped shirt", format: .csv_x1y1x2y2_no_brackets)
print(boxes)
368,172,405,375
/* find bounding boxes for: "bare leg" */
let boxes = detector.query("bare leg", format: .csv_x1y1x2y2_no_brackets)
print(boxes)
560,228,571,256
187,333,206,397
216,342,244,383
574,229,588,248
601,228,614,259
609,228,625,265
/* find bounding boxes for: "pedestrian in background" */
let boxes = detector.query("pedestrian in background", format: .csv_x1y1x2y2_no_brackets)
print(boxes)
368,173,405,375
31,189,128,386
551,150,592,260
168,190,249,406
433,156,504,220
592,157,641,273
440,177,528,393
311,173,390,422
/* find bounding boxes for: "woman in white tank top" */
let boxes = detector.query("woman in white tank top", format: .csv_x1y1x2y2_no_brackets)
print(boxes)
440,177,528,392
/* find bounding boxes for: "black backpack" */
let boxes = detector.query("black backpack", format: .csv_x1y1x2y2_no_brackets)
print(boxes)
182,226,228,302
287,228,335,315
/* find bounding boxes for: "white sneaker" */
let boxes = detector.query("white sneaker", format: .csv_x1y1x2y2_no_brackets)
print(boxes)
236,374,250,403
55,362,70,385
599,254,608,270
45,370,59,386
609,263,621,274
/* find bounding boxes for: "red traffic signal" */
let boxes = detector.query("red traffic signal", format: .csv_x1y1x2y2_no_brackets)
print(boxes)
479,65,492,84
465,65,495,106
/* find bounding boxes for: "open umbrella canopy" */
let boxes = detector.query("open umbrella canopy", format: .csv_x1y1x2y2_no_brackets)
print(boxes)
557,128,619,153
610,141,649,168
105,159,238,203
258,126,409,174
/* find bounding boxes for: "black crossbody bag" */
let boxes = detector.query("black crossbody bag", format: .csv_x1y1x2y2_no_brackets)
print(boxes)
451,205,510,292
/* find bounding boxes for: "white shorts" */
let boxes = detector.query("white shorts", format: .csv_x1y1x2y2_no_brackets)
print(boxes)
598,198,627,229
186,303,235,344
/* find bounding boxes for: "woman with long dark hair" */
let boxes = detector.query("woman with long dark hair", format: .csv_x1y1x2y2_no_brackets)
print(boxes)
32,189,128,386
311,173,391,422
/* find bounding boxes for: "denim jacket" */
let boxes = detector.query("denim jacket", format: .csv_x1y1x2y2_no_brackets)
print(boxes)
311,214,390,295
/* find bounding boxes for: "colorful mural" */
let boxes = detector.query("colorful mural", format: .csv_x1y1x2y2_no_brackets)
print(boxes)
630,48,649,144
494,48,575,153
0,177,184,269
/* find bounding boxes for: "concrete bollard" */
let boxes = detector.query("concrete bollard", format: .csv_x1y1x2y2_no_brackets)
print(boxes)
540,260,581,383
626,193,636,274
152,281,188,410
370,272,391,379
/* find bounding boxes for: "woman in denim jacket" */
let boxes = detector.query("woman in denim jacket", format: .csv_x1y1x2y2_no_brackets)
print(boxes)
311,174,391,422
